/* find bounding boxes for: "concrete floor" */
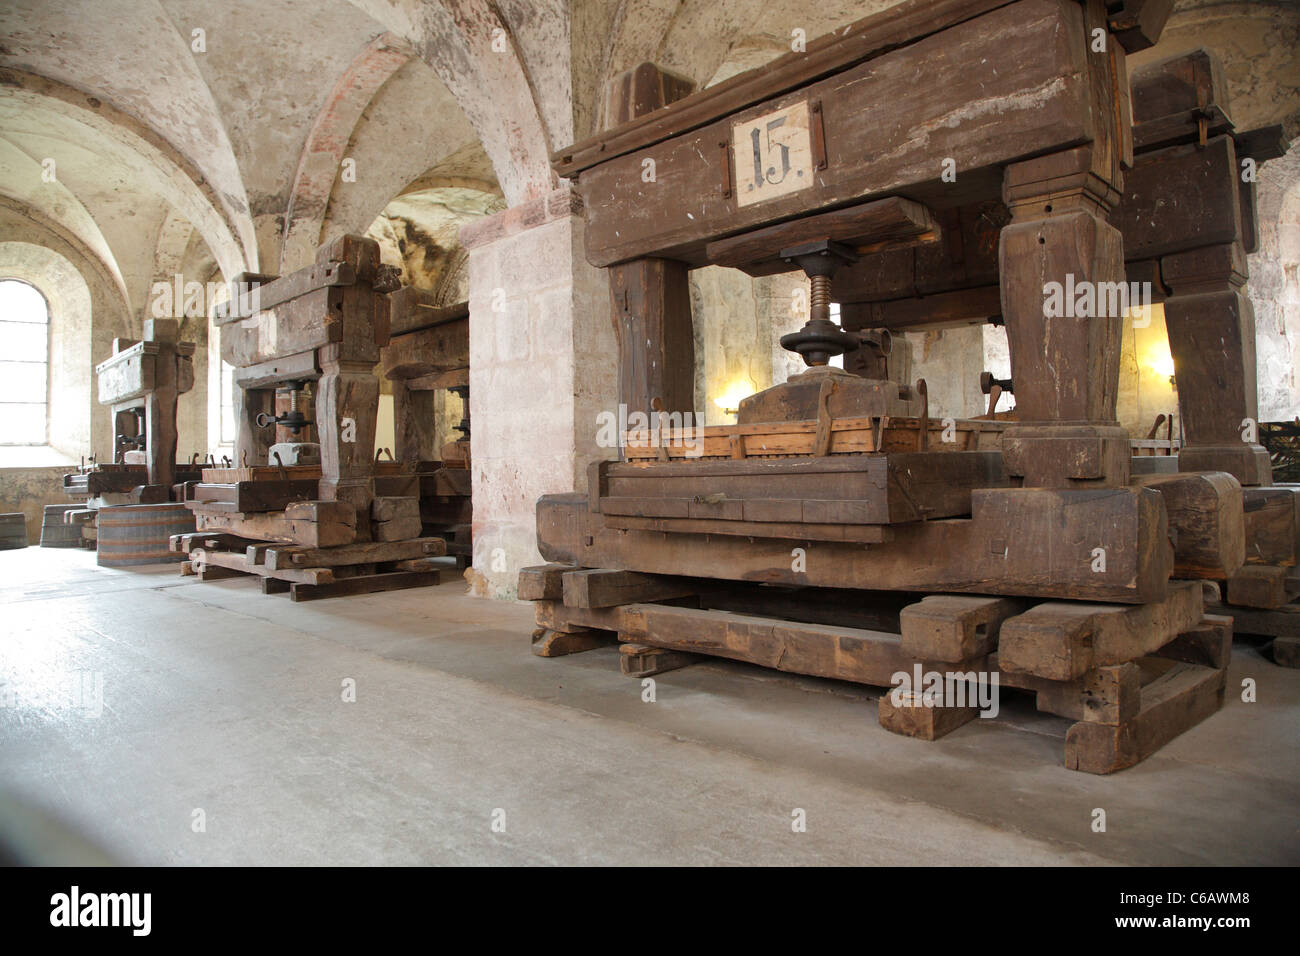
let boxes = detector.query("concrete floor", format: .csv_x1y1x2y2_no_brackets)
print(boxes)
1,547,1296,866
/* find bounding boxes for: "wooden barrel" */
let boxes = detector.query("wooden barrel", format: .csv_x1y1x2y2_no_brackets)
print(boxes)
0,512,28,550
96,503,194,567
40,504,82,548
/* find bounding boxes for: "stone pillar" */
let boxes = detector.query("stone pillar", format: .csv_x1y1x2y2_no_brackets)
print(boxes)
459,186,617,600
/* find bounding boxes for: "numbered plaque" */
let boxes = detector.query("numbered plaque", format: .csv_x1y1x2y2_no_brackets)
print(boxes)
732,101,815,207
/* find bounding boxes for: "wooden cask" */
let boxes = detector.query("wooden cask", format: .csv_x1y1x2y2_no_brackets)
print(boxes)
40,504,82,548
96,503,195,567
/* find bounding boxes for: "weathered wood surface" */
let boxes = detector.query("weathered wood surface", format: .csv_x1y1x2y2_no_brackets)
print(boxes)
877,691,979,741
539,486,1172,604
595,452,1006,527
186,479,319,514
289,569,440,602
561,569,695,609
1242,487,1299,567
1064,661,1225,773
620,417,1005,459
1118,138,1241,262
517,564,572,602
619,643,702,678
899,595,1028,663
382,322,468,380
194,500,357,548
530,628,615,657
705,197,938,275
264,537,444,571
571,0,1106,266
1133,471,1244,579
1225,565,1300,610
998,581,1204,680
556,0,1038,178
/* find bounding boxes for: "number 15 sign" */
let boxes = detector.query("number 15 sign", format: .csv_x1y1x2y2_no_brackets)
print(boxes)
731,100,815,208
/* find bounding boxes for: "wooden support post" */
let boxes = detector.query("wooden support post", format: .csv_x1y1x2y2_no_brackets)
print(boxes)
517,564,575,601
1162,241,1272,485
234,386,274,469
316,346,379,541
393,381,437,462
602,64,696,419
999,145,1128,488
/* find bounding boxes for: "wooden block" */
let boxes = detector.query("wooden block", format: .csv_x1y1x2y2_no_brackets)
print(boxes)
289,569,440,602
1032,663,1142,725
562,568,694,609
998,582,1204,681
1273,637,1300,668
1151,615,1233,671
261,577,291,595
1226,565,1295,609
618,643,701,677
1065,663,1226,773
1133,472,1244,579
517,564,573,602
899,595,1026,662
372,514,422,542
1242,487,1299,567
530,627,613,657
179,560,195,576
877,690,978,740
371,496,420,523
1207,601,1300,638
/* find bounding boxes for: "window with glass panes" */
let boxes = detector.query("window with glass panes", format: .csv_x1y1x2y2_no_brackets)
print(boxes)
0,280,50,445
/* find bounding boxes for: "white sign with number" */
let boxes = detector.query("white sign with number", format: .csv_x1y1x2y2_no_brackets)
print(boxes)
732,101,815,207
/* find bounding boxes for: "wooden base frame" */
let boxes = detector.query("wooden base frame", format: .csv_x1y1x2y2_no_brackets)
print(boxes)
519,565,1231,773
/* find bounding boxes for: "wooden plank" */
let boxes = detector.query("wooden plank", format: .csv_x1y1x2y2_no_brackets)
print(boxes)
571,0,1094,266
289,570,440,602
705,197,937,273
264,537,445,570
539,486,1172,604
998,581,1204,681
385,288,468,337
382,321,468,380
618,604,912,686
561,569,695,609
553,0,1018,176
191,548,335,585
1207,602,1300,639
1065,662,1225,773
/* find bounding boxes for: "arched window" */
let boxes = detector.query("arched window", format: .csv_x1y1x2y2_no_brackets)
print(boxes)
0,279,50,445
